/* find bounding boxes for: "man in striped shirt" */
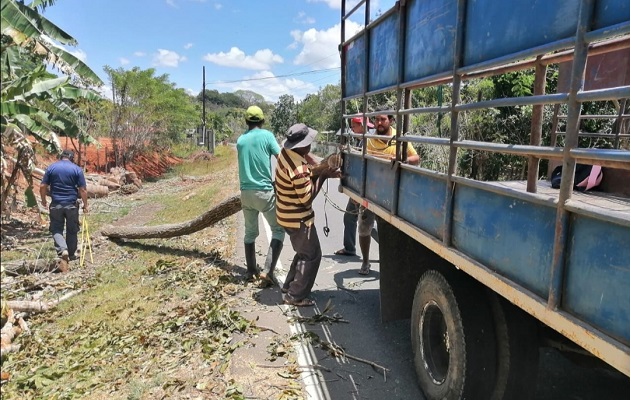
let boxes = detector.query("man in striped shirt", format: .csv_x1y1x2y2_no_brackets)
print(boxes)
275,123,341,307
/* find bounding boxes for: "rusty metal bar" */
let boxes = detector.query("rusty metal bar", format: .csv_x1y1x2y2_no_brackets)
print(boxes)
527,60,548,193
443,0,467,247
549,0,596,310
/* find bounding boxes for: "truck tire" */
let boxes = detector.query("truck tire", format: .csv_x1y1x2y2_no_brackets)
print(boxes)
411,270,497,400
488,291,539,400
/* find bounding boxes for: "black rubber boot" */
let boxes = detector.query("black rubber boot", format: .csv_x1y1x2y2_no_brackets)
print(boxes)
261,239,283,285
244,242,258,282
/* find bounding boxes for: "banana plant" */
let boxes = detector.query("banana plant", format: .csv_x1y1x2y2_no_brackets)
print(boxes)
1,0,104,211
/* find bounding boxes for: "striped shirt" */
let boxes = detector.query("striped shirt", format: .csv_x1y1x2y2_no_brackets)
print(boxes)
275,148,321,228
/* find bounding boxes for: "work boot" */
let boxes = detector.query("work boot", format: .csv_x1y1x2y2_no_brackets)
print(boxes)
59,250,69,273
260,239,283,286
244,242,258,282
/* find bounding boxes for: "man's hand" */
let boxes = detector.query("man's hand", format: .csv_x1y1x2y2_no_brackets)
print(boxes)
82,205,89,214
323,168,342,179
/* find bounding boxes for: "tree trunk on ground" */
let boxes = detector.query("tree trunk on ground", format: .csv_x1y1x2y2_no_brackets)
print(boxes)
6,290,82,314
87,183,109,198
1,259,59,276
101,195,242,239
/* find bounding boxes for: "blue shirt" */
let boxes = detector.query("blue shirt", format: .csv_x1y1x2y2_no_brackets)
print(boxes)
42,160,87,204
236,128,280,191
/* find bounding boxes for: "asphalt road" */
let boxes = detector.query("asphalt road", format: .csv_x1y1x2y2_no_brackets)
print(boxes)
254,175,629,400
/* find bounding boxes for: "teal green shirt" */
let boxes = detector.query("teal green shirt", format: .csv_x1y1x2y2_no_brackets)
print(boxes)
236,128,280,191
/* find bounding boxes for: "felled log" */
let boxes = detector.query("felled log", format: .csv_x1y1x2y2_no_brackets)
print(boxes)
97,178,121,190
0,310,21,359
5,289,82,314
101,194,242,239
87,183,109,198
1,259,59,276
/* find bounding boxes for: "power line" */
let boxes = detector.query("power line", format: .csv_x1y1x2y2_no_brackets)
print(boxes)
206,67,340,85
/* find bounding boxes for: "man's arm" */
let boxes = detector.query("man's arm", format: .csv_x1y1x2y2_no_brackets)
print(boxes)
78,186,89,213
39,183,49,207
406,154,420,165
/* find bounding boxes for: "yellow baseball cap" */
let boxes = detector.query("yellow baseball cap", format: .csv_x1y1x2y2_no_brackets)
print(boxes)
245,106,265,122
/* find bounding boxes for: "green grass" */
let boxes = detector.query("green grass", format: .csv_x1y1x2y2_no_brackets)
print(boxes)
1,150,244,400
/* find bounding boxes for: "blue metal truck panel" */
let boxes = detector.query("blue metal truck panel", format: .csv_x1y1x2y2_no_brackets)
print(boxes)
463,0,581,66
398,169,448,240
365,159,395,210
451,185,556,299
593,0,631,29
564,216,631,344
343,153,364,194
369,11,399,92
404,0,456,82
343,34,366,98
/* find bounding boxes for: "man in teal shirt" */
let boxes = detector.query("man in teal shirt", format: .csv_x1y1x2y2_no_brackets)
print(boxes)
236,106,285,285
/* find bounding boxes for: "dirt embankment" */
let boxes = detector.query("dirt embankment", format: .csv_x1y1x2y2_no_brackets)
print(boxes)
59,137,182,180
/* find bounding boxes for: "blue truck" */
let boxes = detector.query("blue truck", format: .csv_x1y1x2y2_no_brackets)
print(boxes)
338,0,629,398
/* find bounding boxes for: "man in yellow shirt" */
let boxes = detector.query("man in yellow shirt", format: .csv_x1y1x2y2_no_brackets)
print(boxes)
358,108,419,274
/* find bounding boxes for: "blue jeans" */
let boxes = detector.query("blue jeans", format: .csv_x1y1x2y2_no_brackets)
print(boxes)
240,189,285,244
49,203,80,256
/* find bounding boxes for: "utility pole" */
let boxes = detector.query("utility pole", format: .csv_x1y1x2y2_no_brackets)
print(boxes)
202,66,208,151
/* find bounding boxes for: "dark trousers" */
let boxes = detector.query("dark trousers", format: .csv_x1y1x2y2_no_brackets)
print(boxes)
343,199,359,253
49,203,80,256
283,222,322,301
343,199,378,253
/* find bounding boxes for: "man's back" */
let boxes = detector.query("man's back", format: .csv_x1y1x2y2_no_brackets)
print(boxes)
237,128,280,191
42,160,86,204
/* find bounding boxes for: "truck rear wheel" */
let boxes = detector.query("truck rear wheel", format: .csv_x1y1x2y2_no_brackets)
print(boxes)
411,270,497,400
488,291,539,400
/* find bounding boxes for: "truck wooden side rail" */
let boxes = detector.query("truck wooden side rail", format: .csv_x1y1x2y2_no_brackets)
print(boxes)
338,0,629,399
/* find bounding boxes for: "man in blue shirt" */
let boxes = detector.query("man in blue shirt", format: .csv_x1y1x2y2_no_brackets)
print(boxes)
237,106,285,285
40,150,88,272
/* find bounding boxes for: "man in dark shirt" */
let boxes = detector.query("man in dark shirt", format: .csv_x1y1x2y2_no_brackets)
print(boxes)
40,150,89,271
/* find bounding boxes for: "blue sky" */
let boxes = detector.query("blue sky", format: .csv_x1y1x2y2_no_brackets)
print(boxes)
43,0,395,103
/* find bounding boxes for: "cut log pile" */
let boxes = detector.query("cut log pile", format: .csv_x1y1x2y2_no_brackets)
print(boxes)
30,163,144,199
84,167,143,198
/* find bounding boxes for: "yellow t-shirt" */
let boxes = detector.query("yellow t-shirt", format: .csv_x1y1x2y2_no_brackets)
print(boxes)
366,128,418,159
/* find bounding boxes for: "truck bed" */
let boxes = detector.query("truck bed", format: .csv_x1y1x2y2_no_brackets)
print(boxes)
487,180,630,221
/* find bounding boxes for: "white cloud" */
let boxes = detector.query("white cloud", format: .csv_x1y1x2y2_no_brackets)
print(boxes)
69,49,87,62
166,0,177,8
213,70,316,103
306,0,341,9
152,49,187,67
184,43,193,49
203,47,283,70
290,21,362,69
295,11,315,25
213,2,222,10
120,57,130,65
134,51,146,57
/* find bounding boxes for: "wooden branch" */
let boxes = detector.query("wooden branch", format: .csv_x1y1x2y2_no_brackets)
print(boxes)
1,259,59,276
6,289,82,313
320,341,390,375
0,344,20,358
101,195,242,239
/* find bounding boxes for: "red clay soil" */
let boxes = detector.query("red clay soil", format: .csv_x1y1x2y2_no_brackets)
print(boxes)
59,137,182,179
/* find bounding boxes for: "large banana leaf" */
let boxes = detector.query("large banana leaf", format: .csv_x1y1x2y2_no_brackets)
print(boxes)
42,41,102,85
1,0,75,46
